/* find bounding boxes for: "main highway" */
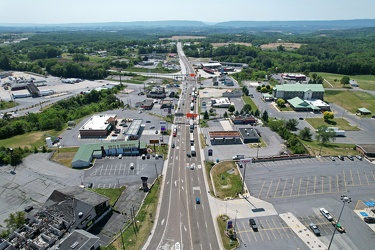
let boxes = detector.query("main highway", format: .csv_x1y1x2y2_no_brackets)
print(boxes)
145,43,219,249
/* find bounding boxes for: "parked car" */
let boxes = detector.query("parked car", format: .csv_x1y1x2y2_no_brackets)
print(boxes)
118,154,122,159
150,125,155,129
249,219,258,231
320,208,333,221
196,197,200,204
24,206,34,213
332,220,346,233
356,155,363,161
329,156,336,161
299,117,304,120
364,217,375,224
141,154,146,160
146,120,151,123
309,223,321,236
87,183,93,188
347,155,354,161
155,130,159,134
337,155,344,161
130,163,134,170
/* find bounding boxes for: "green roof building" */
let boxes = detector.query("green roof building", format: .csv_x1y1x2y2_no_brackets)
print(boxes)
273,84,324,100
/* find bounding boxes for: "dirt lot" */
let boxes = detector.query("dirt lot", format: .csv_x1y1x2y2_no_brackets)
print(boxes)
211,42,252,47
260,42,303,50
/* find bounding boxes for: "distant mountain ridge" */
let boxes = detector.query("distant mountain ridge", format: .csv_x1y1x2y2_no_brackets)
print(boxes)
1,19,375,33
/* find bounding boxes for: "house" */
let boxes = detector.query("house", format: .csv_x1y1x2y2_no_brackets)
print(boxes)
273,84,324,100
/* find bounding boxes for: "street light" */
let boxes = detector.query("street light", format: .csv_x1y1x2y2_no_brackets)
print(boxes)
328,195,352,250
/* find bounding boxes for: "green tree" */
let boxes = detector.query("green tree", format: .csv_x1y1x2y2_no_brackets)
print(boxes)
285,119,299,131
340,76,350,86
262,110,269,122
299,127,312,140
323,111,334,121
254,109,260,117
276,98,285,107
241,104,252,114
316,126,336,155
223,111,228,118
4,211,25,231
228,105,235,113
203,110,209,120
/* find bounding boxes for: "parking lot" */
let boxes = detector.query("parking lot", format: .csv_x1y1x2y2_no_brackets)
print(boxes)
84,155,164,188
236,211,359,249
243,157,375,200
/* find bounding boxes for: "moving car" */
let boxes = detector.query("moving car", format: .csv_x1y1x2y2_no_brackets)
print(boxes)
364,217,375,224
332,220,346,233
172,143,175,148
320,208,333,221
249,218,258,231
309,223,321,236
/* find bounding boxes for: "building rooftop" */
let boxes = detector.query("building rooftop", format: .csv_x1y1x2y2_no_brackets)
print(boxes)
238,127,260,139
274,84,324,92
80,114,117,131
58,229,99,250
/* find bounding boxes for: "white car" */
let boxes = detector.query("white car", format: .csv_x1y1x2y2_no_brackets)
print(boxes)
320,208,333,221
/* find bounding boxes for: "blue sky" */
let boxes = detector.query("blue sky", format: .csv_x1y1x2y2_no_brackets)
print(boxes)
1,0,375,24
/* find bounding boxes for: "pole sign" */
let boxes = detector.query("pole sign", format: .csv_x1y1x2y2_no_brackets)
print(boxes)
240,158,252,165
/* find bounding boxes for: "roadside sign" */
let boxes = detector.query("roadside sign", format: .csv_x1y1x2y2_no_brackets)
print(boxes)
240,158,252,164
150,139,159,144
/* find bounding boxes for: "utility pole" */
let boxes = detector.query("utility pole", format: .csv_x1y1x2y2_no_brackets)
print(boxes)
328,195,352,249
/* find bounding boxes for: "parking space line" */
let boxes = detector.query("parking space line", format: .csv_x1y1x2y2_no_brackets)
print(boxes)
274,179,281,198
306,177,309,195
357,169,362,186
343,170,348,191
271,219,283,239
364,171,370,185
281,179,288,197
321,176,324,194
266,220,277,240
336,175,339,193
266,179,273,198
313,176,317,194
262,228,271,241
350,169,354,186
258,180,266,199
372,171,375,182
297,177,302,195
289,178,295,196
252,229,259,241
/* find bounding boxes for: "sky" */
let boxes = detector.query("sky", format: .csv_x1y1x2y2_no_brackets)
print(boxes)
1,0,375,24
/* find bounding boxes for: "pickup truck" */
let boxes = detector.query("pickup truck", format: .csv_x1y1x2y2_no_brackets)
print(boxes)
332,220,346,233
249,218,258,231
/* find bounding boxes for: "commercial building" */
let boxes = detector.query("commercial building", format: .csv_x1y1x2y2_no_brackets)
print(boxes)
222,89,243,98
238,127,261,143
211,98,231,108
273,84,324,100
135,99,154,110
147,86,166,99
71,140,147,168
209,131,242,145
231,115,257,125
79,114,117,138
281,73,307,81
58,230,100,250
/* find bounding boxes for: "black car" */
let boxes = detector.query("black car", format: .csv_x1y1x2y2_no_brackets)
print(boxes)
146,120,151,123
249,219,258,231
338,155,344,161
24,206,34,213
309,223,321,236
364,217,375,224
347,155,354,161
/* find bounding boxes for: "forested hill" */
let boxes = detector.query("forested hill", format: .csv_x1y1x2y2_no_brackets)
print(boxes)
1,19,375,33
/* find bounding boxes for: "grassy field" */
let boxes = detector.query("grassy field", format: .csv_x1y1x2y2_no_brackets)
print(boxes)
90,186,126,207
324,90,375,114
313,72,375,90
211,161,243,199
0,129,61,149
50,147,79,167
306,117,360,131
217,214,239,249
205,161,215,194
111,178,161,250
301,140,356,157
242,96,258,113
0,100,17,110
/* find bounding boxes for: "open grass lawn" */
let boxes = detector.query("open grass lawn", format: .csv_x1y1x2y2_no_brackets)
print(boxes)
324,90,375,114
91,186,126,207
314,72,375,91
306,117,360,131
0,129,61,149
50,147,79,167
301,140,356,157
211,161,243,199
111,178,161,250
217,214,239,249
242,96,258,112
0,101,17,110
278,105,294,112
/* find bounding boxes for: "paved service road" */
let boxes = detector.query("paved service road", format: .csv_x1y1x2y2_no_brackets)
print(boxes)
145,43,219,250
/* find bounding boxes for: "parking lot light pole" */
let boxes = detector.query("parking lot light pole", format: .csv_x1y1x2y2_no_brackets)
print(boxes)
328,195,352,250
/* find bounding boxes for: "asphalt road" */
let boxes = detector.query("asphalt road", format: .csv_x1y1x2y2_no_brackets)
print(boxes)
145,43,219,250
